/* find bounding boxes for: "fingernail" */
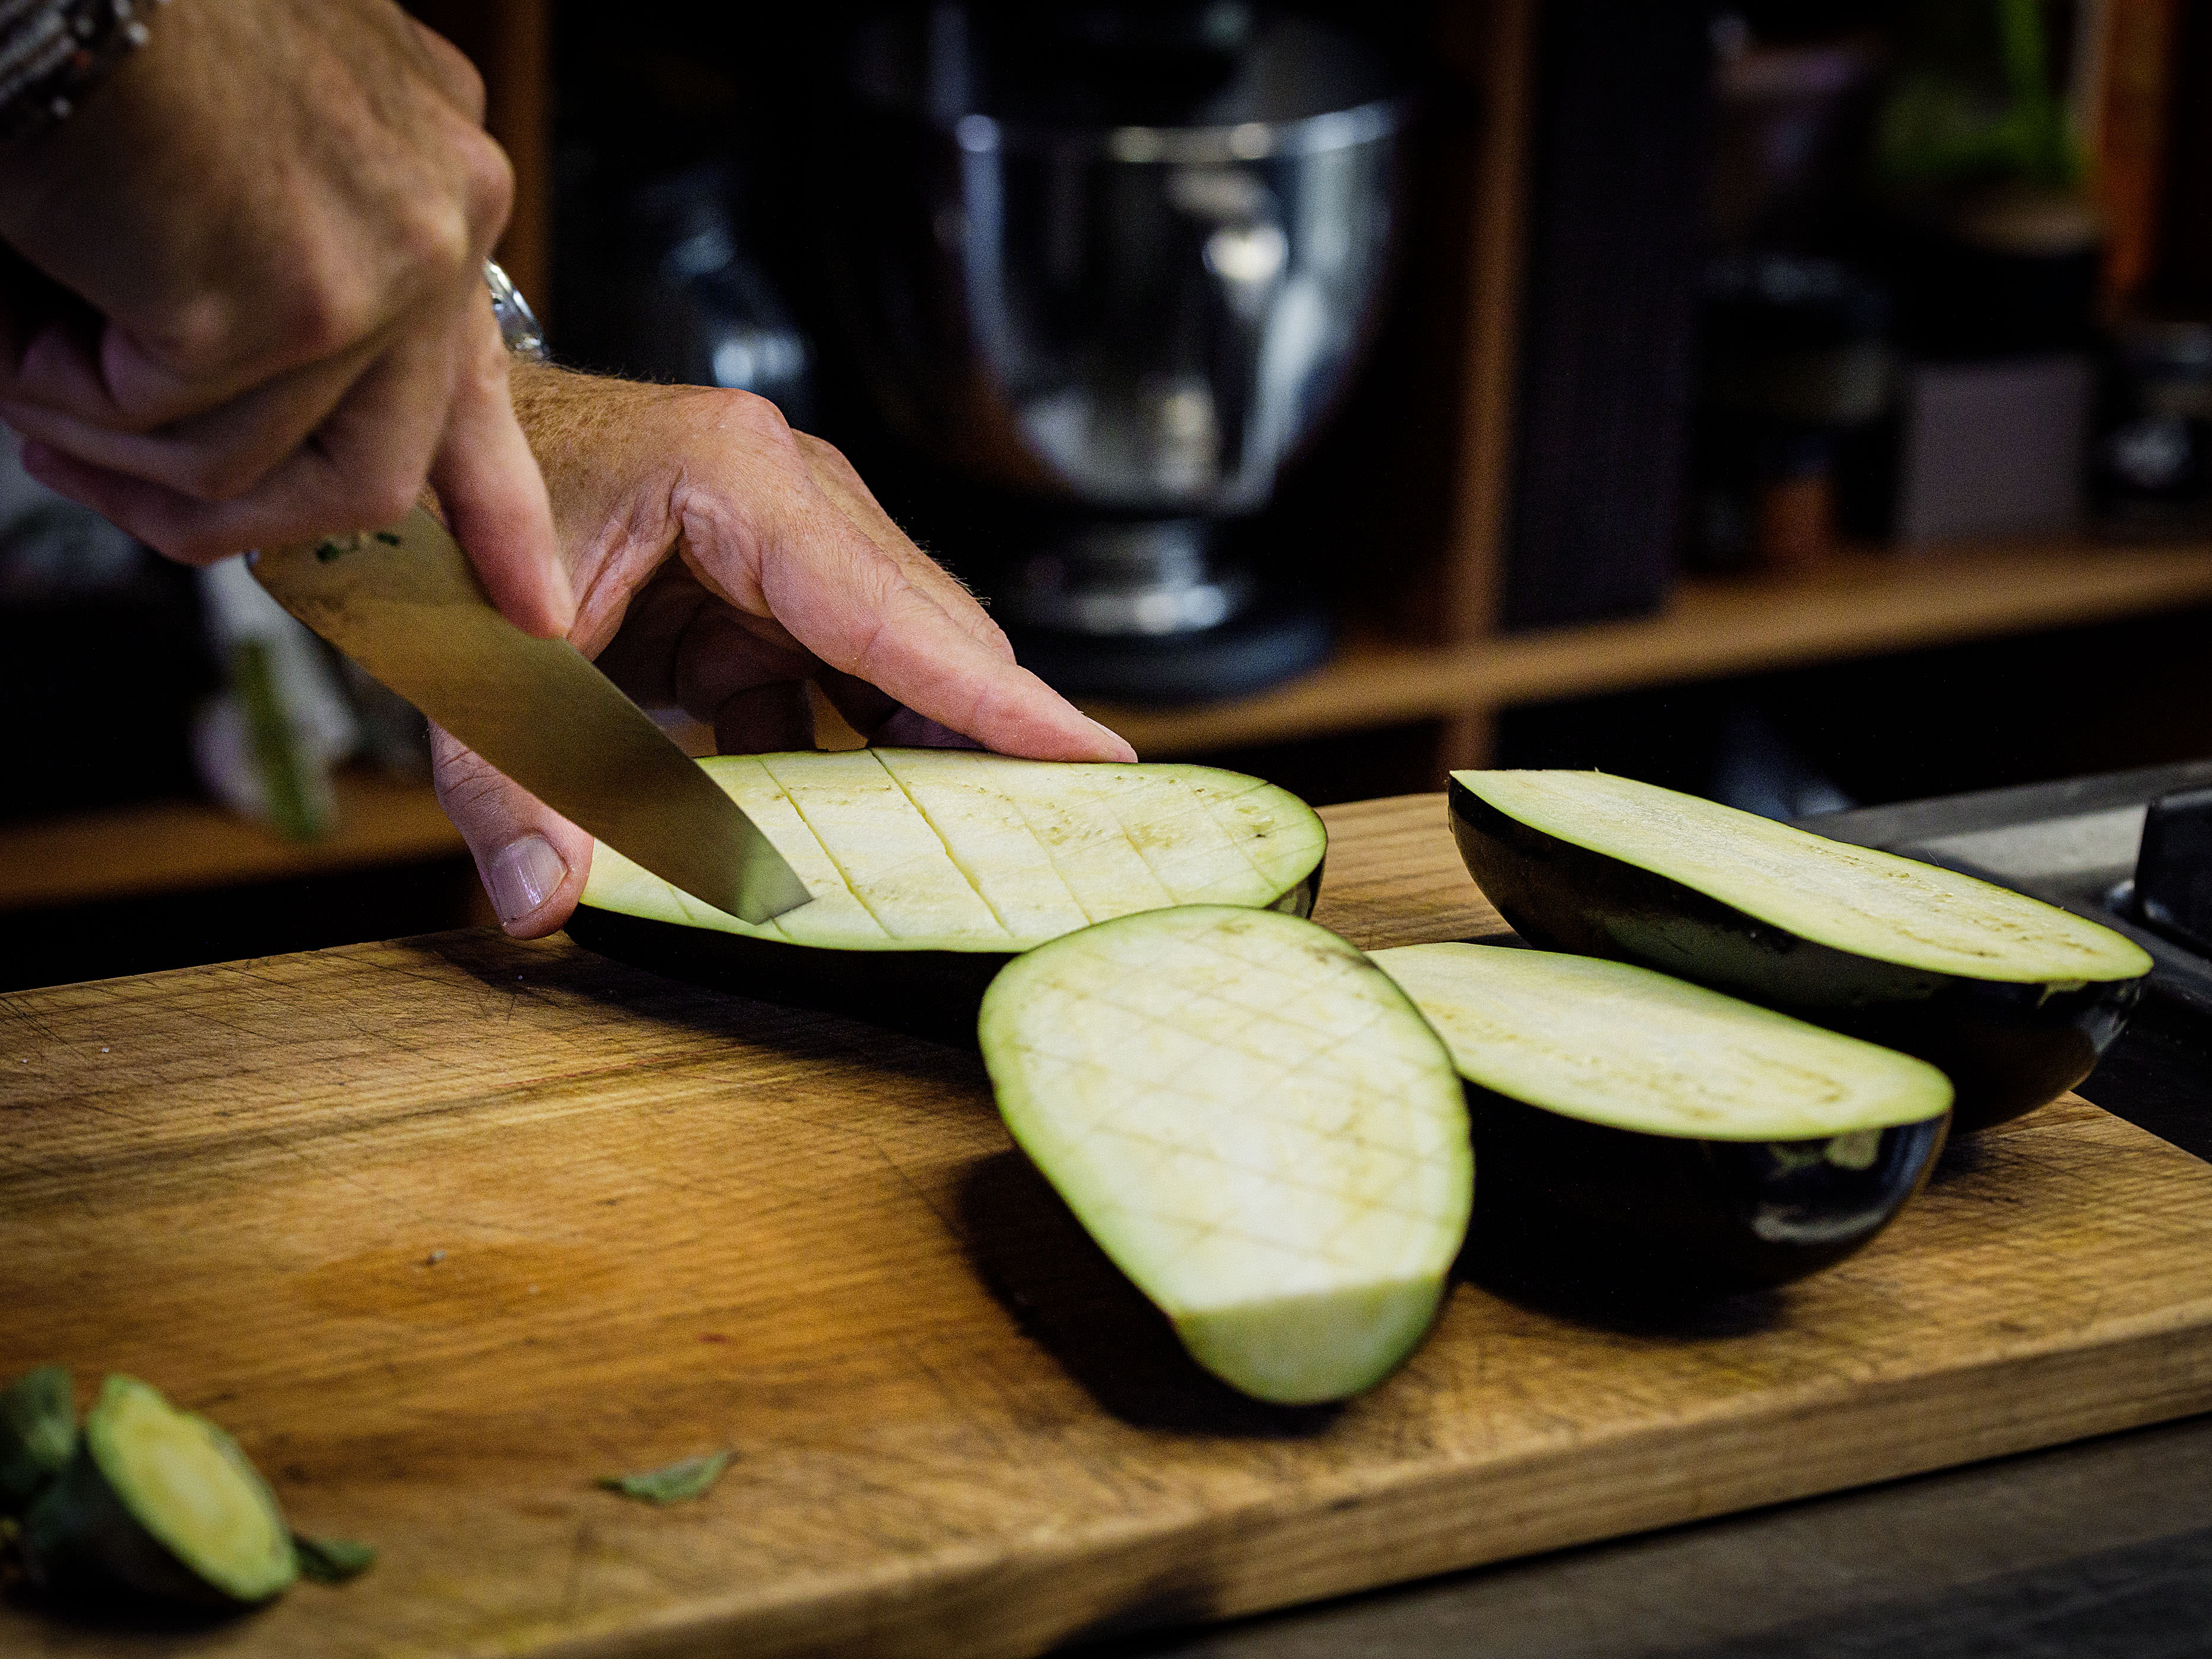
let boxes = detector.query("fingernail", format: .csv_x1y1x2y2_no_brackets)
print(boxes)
488,834,566,924
1086,716,1137,760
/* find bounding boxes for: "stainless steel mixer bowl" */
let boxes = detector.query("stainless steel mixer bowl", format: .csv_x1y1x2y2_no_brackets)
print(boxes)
822,13,1408,520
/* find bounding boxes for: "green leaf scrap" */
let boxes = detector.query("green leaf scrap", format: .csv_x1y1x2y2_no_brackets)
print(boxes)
292,1532,378,1585
0,1366,75,1513
596,1451,730,1506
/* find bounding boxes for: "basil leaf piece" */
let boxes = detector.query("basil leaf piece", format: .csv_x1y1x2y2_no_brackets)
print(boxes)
596,1451,731,1505
0,1366,76,1513
293,1532,378,1584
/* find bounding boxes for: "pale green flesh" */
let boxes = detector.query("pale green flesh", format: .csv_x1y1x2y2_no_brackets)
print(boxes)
87,1377,295,1603
1458,770,2155,985
584,750,1326,952
1371,944,1953,1140
980,906,1471,1404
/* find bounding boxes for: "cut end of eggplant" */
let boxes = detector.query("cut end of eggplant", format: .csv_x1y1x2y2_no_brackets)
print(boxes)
1175,1280,1451,1406
586,749,1326,952
1372,943,1951,1290
1452,771,2152,985
979,906,1471,1404
23,1376,297,1607
1448,771,2149,1130
1371,944,1952,1141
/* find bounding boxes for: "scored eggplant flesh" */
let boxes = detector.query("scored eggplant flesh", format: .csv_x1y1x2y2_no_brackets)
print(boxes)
1371,943,1952,1290
979,906,1472,1404
587,748,1325,949
569,750,1326,1032
1449,770,2150,1132
1371,944,1953,1139
1456,770,2149,983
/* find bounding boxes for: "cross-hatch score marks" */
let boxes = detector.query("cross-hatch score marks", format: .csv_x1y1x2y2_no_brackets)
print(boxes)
581,751,1326,952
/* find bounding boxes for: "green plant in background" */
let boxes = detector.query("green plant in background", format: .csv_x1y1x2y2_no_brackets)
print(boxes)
230,637,335,843
1875,0,2084,197
192,555,360,844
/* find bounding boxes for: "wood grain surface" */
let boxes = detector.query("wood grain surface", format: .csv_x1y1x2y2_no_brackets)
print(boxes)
4,793,2211,1658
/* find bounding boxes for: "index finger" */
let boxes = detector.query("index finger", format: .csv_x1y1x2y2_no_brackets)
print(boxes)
426,299,574,639
794,432,1012,659
681,484,1133,763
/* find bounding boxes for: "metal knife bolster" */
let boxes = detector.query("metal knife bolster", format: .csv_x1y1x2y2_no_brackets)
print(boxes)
251,509,809,925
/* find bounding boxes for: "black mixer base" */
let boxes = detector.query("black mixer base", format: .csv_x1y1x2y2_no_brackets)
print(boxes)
1010,598,1334,704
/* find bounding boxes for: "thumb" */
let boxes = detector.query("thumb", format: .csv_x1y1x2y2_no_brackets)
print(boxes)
430,723,595,936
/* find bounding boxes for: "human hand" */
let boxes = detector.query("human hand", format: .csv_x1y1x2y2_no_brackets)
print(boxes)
437,366,1135,936
0,0,571,635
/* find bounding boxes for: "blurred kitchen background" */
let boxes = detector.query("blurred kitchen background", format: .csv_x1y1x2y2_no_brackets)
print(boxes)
5,0,2211,990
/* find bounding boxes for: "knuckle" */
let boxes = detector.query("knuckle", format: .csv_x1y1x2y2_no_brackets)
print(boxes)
404,13,486,121
445,53,488,124
713,387,795,444
351,469,426,530
425,723,470,776
388,139,507,289
279,267,382,365
396,204,478,289
456,133,516,252
428,730,487,792
151,297,246,381
433,756,500,813
845,611,892,679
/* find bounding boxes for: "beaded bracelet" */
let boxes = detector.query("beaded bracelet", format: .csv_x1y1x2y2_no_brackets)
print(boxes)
0,0,167,143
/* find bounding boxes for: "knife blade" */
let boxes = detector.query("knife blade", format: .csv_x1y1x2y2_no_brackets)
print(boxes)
251,507,810,926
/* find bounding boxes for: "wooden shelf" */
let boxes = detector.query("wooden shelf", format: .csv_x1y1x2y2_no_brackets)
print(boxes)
12,539,2210,915
1084,538,2212,757
15,9,2198,920
0,770,463,912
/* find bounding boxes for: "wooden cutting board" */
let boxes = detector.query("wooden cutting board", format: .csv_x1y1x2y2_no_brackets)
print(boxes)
5,793,2211,1658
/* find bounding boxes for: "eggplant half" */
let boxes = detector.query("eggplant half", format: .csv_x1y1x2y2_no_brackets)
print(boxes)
568,749,1326,1031
1371,944,1953,1292
979,906,1472,1404
1449,770,2152,1131
20,1375,297,1608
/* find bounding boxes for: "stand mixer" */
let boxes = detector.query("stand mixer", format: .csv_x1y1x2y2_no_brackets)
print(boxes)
820,4,1407,699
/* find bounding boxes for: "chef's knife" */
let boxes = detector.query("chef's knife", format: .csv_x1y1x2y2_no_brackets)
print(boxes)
251,507,810,925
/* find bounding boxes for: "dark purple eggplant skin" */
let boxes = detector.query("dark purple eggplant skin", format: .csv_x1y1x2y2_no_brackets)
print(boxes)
564,863,1324,1041
1448,779,2143,1133
20,1445,249,1611
562,905,1012,1039
1465,1082,1950,1294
